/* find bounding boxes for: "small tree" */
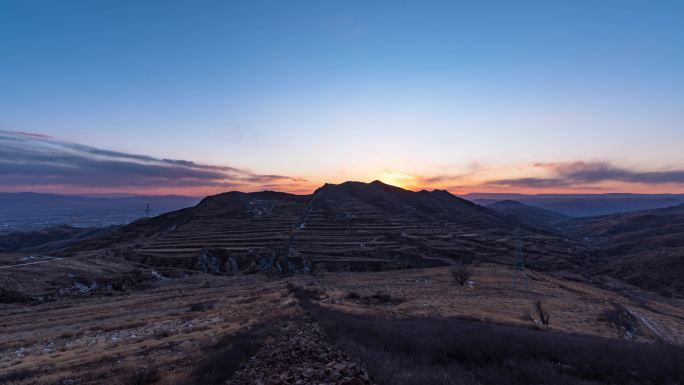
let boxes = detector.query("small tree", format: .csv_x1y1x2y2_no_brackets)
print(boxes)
450,261,473,286
535,300,550,325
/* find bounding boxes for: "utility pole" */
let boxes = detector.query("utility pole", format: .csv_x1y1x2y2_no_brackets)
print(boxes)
512,228,528,290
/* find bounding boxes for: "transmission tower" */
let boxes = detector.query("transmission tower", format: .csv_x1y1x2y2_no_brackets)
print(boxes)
512,228,528,290
144,204,151,219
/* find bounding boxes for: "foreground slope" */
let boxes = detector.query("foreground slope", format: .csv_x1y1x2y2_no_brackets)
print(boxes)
2,266,683,385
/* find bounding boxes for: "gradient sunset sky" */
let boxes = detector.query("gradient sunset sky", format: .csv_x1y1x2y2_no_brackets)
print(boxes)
1,1,683,196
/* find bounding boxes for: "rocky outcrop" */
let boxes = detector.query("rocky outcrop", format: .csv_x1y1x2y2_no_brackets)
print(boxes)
195,249,223,274
227,315,373,385
193,248,312,276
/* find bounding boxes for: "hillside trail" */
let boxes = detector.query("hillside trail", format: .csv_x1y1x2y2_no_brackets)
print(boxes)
0,256,62,269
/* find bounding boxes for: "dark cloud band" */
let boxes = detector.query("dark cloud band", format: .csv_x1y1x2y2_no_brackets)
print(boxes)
0,130,303,191
488,161,684,188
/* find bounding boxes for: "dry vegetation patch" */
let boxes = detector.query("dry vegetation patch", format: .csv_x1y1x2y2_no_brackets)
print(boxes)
292,285,684,385
0,274,294,385
294,265,684,343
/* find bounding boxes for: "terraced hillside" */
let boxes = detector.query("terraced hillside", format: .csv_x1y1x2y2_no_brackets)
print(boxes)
69,181,591,275
563,203,684,296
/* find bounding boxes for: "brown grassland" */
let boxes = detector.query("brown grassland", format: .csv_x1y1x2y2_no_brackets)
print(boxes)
2,262,684,384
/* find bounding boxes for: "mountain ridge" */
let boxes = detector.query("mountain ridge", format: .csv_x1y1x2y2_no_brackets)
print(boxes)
69,180,590,275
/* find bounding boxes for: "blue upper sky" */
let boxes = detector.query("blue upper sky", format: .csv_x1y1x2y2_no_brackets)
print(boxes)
1,1,683,195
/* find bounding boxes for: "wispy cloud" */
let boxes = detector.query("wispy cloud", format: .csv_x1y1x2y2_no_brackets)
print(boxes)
487,161,684,188
0,130,308,194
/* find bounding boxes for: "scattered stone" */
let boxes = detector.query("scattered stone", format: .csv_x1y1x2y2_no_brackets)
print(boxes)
227,315,374,385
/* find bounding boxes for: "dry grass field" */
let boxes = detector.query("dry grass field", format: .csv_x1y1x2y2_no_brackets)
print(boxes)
2,262,683,385
296,264,684,344
0,273,295,385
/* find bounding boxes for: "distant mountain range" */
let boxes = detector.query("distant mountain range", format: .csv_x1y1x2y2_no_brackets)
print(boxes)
464,193,684,217
485,200,570,228
0,192,201,232
0,225,117,253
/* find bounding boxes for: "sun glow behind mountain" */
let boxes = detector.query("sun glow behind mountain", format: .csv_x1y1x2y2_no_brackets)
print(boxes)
379,173,416,189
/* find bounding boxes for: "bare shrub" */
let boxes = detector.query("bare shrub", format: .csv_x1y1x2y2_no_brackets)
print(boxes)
450,262,473,286
153,329,172,339
344,290,402,305
189,302,215,312
368,291,393,304
535,300,550,325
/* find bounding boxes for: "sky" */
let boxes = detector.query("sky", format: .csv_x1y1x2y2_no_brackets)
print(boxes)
1,0,683,196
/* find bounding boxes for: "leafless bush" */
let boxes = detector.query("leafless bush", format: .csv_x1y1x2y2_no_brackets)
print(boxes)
368,291,393,304
450,262,473,286
344,290,402,305
153,329,172,339
535,300,550,325
189,302,215,312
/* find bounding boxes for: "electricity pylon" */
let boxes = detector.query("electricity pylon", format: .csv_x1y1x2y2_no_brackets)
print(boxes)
512,228,528,290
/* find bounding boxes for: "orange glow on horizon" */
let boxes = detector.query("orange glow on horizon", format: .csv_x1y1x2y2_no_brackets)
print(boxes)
6,168,684,198
378,173,416,190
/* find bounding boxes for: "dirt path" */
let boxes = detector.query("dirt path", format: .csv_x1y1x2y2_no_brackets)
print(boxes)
0,256,63,269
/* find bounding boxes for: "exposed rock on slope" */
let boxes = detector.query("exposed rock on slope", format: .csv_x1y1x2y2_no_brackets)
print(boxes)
227,315,374,385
